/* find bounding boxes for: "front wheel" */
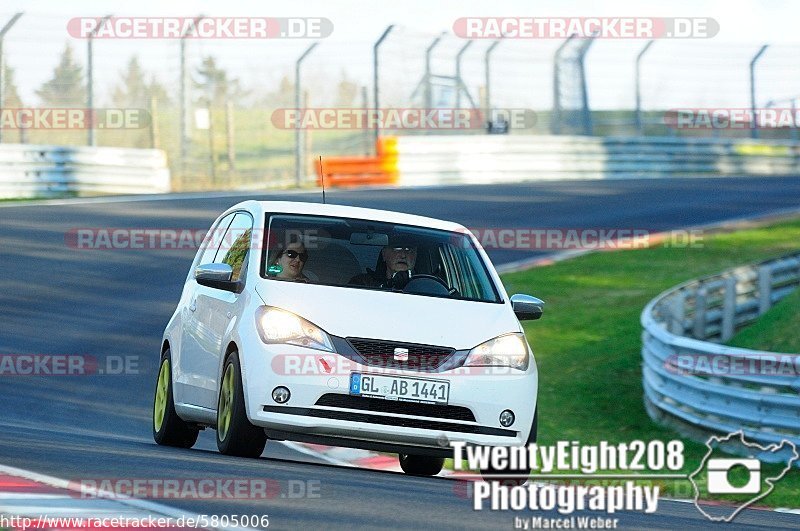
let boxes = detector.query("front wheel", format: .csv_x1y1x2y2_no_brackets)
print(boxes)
398,454,445,476
216,351,267,458
153,349,199,448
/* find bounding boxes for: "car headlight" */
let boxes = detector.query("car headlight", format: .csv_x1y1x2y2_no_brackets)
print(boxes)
464,333,530,371
255,306,334,352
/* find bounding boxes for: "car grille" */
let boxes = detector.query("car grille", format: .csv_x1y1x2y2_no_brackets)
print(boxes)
314,393,476,422
346,337,455,371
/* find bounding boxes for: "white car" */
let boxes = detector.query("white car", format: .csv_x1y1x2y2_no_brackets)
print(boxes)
153,201,542,477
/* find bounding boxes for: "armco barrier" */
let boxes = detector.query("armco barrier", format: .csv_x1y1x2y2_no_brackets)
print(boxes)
317,134,800,187
0,144,171,198
641,252,800,462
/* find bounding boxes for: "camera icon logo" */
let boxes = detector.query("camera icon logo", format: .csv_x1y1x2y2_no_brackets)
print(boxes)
706,458,761,494
689,430,799,522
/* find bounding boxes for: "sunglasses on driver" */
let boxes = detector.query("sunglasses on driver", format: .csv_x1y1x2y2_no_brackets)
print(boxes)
283,249,308,261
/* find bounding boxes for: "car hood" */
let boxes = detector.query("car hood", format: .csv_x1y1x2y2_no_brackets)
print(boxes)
254,281,518,350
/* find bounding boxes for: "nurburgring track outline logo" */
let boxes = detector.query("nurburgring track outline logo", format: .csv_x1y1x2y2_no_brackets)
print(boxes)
688,430,799,523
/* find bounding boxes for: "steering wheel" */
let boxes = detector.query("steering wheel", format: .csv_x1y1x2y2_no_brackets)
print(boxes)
401,274,452,296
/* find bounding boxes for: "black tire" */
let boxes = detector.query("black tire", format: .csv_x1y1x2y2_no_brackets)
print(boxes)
216,351,267,457
153,348,199,448
527,407,538,444
398,454,445,477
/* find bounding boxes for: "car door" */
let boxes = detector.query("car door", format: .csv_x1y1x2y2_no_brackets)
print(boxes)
184,212,254,410
177,212,235,407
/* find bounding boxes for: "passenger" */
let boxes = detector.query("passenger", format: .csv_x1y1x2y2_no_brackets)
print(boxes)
267,240,310,282
350,237,417,289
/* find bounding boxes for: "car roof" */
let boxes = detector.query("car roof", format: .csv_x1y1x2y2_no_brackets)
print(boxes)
231,200,468,233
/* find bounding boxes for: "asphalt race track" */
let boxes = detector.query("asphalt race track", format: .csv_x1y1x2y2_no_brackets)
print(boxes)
2,176,800,529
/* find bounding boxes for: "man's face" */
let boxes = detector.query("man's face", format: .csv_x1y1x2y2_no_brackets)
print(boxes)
382,246,417,275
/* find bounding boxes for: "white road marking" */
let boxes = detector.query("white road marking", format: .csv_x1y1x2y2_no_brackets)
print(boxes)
0,463,252,530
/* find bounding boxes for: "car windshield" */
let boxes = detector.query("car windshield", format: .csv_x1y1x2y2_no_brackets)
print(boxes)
261,214,501,303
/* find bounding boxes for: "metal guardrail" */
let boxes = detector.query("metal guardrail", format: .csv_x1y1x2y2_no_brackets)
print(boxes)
0,144,171,198
390,135,800,186
641,252,800,462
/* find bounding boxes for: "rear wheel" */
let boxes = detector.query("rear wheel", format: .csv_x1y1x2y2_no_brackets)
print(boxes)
153,349,199,448
398,454,445,476
216,351,267,457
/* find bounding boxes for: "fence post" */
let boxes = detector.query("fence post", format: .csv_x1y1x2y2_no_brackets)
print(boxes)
551,34,576,134
576,35,596,136
180,15,205,175
634,40,654,135
484,39,501,126
758,264,772,314
207,101,216,186
749,44,769,139
149,94,158,149
225,99,235,173
0,12,23,145
693,286,707,339
454,40,473,110
361,85,370,155
721,276,737,341
87,15,112,147
423,33,446,111
294,42,318,187
372,25,394,147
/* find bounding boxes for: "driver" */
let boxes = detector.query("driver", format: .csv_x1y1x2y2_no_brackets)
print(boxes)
349,236,417,289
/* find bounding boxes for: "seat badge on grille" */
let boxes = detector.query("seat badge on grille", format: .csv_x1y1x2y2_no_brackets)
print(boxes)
393,348,409,361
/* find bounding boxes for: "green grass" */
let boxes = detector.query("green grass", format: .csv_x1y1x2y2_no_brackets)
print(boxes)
728,288,800,353
496,218,800,507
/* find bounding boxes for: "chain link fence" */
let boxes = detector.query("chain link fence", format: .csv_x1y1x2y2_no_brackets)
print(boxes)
1,12,800,191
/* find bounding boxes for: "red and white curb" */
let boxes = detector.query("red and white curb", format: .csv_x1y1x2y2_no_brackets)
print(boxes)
0,464,245,530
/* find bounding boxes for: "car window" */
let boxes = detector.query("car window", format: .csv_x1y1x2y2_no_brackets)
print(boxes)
262,214,501,303
195,212,235,267
218,213,254,282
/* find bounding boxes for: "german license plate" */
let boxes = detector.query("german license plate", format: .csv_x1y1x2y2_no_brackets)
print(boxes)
349,373,450,404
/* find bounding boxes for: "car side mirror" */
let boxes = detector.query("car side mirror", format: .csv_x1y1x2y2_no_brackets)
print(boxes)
195,263,242,293
511,294,544,320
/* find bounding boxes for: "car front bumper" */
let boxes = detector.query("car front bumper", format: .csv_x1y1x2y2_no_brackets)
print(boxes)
239,341,538,454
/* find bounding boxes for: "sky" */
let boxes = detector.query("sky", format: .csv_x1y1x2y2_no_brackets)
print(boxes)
1,0,799,110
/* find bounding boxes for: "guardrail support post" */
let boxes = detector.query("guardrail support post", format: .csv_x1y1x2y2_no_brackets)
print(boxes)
721,276,737,341
0,12,24,145
669,292,686,335
693,287,707,339
758,265,773,314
